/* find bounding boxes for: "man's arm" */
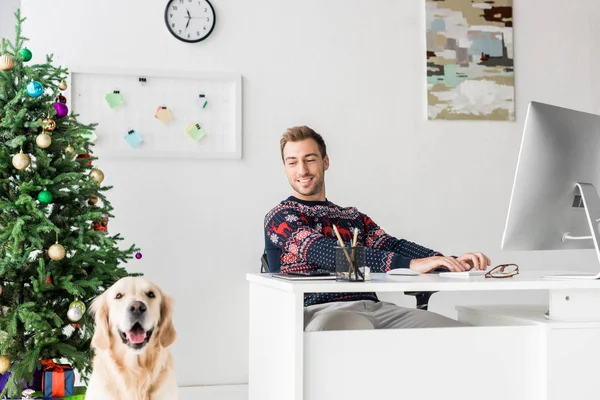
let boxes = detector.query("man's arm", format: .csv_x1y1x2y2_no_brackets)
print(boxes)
362,214,441,259
265,207,412,273
361,213,481,272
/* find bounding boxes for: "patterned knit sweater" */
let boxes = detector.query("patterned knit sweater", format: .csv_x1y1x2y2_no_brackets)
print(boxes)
264,196,441,307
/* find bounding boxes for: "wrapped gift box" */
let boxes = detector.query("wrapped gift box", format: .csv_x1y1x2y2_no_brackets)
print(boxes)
0,367,43,393
40,360,75,398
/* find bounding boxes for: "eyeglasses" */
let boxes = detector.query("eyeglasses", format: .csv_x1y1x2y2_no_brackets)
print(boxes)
485,264,519,279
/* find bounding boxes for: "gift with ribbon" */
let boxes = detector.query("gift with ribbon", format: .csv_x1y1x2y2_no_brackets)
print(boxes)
40,359,75,398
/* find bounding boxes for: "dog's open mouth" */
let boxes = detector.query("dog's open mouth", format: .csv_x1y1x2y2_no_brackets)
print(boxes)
119,323,153,349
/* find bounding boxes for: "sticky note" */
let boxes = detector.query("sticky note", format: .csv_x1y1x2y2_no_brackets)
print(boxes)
155,106,173,124
124,130,143,148
185,123,206,142
105,91,124,109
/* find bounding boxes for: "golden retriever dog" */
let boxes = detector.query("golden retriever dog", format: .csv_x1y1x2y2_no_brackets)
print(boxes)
85,277,177,400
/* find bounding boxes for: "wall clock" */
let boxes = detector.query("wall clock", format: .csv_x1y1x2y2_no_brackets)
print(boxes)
165,0,216,43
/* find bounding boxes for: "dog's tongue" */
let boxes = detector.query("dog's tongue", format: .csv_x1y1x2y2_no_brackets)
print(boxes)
127,324,146,344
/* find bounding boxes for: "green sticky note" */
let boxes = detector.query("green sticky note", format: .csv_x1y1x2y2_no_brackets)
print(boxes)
186,122,206,142
105,91,124,109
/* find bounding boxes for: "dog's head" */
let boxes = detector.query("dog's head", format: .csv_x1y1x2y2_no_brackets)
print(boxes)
90,276,176,352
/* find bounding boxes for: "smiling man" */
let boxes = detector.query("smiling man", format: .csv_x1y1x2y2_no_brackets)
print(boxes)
264,125,491,331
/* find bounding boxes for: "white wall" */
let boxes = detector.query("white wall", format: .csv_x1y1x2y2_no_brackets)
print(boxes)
5,0,600,390
0,0,21,41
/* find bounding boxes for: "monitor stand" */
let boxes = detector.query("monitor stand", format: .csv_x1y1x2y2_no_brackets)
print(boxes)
544,182,600,280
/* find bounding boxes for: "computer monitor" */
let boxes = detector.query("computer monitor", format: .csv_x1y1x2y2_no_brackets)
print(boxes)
501,101,600,279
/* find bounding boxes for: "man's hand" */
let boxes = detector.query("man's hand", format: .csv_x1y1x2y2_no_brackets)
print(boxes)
456,252,491,270
409,256,470,273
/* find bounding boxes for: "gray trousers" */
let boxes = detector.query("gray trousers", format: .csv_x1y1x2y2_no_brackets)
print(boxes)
304,300,467,331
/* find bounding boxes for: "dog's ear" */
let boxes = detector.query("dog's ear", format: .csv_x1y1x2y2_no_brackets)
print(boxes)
158,293,176,347
90,291,111,350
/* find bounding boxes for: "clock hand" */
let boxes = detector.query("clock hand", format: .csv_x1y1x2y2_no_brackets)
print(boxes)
187,9,191,18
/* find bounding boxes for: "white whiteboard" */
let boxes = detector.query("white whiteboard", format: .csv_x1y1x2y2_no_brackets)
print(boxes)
67,67,242,159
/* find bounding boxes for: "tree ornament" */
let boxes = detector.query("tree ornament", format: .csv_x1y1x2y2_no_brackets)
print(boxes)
48,242,66,261
89,168,105,183
26,80,44,98
19,47,32,61
36,132,52,148
53,102,68,118
0,54,14,71
45,276,53,285
70,299,87,314
77,153,92,166
56,94,67,104
88,194,98,205
58,80,68,91
12,151,30,170
135,252,143,259
92,215,108,232
0,355,9,374
0,284,2,295
65,145,74,154
67,306,82,322
42,118,56,131
38,190,53,204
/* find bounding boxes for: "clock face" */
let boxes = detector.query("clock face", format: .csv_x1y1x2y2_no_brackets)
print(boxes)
165,0,216,43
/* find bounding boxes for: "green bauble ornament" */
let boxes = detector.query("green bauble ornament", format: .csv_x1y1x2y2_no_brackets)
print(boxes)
19,48,32,62
70,299,86,314
38,190,53,204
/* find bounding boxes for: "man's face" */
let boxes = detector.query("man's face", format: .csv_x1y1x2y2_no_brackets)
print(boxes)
282,138,329,201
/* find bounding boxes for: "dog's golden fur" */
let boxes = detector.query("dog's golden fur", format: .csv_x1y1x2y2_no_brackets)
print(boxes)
85,277,177,400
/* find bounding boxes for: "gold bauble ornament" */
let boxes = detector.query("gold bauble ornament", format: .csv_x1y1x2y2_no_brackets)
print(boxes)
42,118,56,132
65,145,74,154
12,151,30,170
0,54,14,71
58,80,68,91
48,242,66,261
88,194,98,205
89,168,104,184
36,132,52,149
0,355,9,374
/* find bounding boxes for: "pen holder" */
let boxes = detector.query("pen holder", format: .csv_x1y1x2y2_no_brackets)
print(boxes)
335,246,366,282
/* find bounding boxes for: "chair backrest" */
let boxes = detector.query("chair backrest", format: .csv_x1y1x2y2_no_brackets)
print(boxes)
261,251,281,273
260,252,270,273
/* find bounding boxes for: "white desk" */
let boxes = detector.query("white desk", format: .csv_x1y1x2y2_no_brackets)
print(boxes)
247,271,600,400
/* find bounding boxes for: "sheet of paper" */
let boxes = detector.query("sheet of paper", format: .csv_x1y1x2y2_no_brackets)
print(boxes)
185,123,207,142
124,130,143,148
105,92,124,109
155,106,173,124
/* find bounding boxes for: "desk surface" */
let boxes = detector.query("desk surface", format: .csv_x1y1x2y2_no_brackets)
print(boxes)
247,270,600,294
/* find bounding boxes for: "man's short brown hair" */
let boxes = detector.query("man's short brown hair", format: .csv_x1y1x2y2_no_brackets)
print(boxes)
280,126,327,161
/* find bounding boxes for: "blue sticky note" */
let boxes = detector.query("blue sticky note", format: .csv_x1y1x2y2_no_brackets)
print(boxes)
124,130,143,148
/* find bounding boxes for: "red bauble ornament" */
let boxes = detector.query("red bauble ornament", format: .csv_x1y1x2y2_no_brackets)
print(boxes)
76,153,92,167
92,215,108,232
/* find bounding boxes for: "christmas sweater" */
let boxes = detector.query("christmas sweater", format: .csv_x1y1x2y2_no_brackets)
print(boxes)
264,196,441,307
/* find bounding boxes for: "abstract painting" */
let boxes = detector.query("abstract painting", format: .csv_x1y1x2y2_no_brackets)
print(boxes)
426,0,514,121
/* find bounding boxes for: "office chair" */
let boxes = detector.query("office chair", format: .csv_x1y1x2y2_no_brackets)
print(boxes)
260,252,436,310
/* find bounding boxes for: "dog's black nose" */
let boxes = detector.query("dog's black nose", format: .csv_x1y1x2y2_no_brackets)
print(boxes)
129,301,147,315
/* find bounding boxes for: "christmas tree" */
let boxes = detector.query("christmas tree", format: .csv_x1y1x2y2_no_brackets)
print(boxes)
0,10,139,398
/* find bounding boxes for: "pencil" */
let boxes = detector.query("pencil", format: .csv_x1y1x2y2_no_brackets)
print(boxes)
332,224,354,273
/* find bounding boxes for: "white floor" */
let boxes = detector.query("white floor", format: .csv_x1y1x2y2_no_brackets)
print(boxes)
180,384,247,400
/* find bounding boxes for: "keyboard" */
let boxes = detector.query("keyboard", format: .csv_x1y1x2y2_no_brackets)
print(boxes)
438,270,487,278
